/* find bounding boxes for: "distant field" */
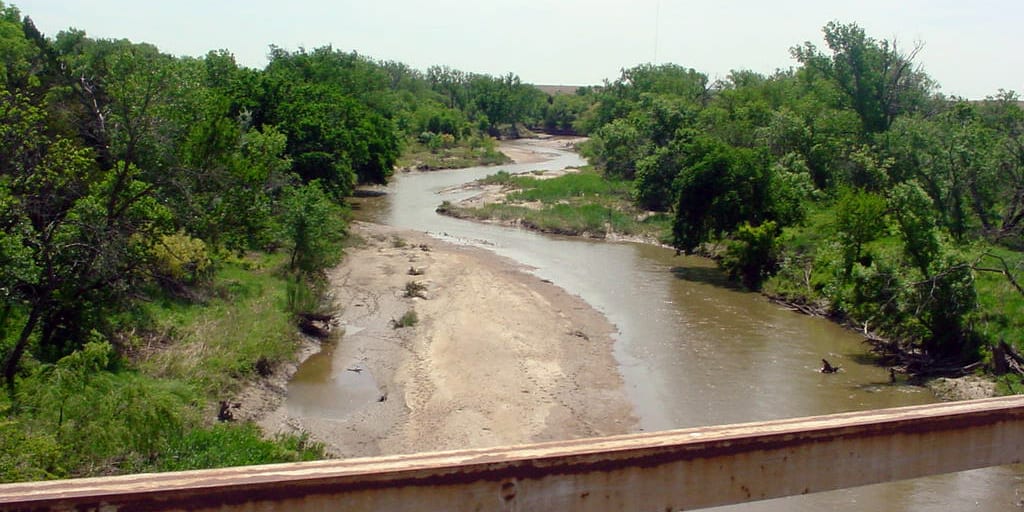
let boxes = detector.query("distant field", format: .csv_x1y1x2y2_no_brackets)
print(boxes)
534,84,586,96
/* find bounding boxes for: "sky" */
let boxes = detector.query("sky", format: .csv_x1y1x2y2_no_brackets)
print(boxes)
10,0,1024,99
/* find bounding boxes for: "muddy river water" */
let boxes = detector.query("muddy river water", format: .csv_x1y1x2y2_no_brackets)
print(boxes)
291,140,1021,510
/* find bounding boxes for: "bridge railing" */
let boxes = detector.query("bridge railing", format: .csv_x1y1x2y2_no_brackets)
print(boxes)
2,396,1022,511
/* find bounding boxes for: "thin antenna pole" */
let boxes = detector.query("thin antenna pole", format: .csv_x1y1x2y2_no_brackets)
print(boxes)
654,0,661,63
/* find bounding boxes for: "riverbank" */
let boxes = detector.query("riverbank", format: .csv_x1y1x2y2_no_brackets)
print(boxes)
258,221,636,457
439,138,1001,401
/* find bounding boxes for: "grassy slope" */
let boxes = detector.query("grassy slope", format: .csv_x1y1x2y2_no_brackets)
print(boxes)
137,252,299,396
0,252,324,483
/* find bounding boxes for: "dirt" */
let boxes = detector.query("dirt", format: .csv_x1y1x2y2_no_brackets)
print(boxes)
498,136,587,164
927,375,998,401
255,222,636,457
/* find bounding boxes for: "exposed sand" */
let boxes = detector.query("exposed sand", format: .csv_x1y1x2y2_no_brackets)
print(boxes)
498,137,584,164
258,222,636,457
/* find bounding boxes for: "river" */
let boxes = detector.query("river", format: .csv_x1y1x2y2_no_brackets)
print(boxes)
295,139,1022,511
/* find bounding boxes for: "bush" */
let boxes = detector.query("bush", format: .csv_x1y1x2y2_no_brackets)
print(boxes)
0,419,62,482
721,221,780,289
404,281,427,298
150,231,212,285
392,310,418,329
15,339,196,476
279,181,348,274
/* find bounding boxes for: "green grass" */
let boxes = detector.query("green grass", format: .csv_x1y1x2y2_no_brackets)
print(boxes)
137,252,298,397
156,423,324,472
392,310,419,329
972,246,1024,352
508,171,632,204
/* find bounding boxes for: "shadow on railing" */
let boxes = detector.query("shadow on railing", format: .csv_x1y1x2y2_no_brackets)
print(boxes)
2,396,1022,511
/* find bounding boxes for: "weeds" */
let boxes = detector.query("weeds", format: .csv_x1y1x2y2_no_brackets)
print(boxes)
139,252,297,397
404,281,428,299
396,137,510,171
391,310,419,329
440,169,671,242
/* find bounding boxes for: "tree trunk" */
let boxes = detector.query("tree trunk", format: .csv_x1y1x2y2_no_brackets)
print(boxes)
3,306,41,397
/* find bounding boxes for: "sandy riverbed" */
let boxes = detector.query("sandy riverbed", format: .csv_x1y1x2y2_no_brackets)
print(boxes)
257,221,636,457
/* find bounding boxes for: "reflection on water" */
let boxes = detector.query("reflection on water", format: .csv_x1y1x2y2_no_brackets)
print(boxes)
341,139,1020,511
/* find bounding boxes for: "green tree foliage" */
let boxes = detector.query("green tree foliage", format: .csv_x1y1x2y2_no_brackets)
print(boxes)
261,47,401,189
722,221,781,289
791,21,934,135
584,118,644,180
833,187,888,276
1,86,171,390
543,93,592,134
883,104,1007,239
574,20,1022,365
279,182,348,274
671,139,772,253
422,68,548,135
889,181,942,276
0,4,36,90
578,64,708,133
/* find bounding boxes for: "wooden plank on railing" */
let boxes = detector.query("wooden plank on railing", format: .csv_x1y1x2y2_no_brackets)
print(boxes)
2,396,1023,512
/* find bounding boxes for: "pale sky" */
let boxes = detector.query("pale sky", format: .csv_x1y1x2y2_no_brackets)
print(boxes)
11,1,1024,99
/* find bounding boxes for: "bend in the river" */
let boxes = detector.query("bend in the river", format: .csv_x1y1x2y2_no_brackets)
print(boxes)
296,138,1021,512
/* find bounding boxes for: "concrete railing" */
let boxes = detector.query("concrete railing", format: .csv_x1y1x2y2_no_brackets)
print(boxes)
2,396,1023,511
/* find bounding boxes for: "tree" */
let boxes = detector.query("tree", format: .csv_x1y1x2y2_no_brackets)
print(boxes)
833,187,888,277
279,181,347,274
1,52,171,392
0,3,38,91
722,221,780,289
672,139,771,253
260,48,401,190
583,118,644,180
889,181,941,277
792,21,934,135
883,104,1002,239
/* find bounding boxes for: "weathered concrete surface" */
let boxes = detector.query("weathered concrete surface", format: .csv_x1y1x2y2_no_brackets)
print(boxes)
2,396,1022,512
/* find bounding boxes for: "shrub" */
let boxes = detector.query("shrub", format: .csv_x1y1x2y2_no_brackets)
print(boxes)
0,419,62,482
279,181,348,274
721,221,780,289
404,281,427,299
15,339,196,475
392,310,418,329
151,231,212,284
